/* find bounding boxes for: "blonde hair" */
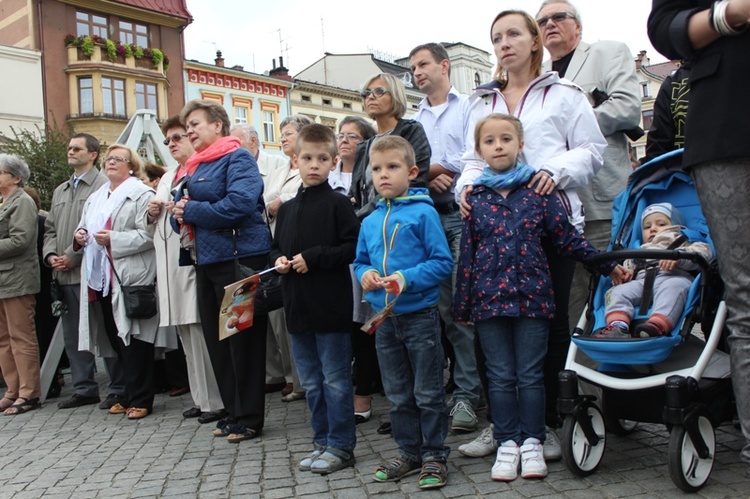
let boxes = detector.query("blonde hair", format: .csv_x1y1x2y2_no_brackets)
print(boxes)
490,10,543,89
473,114,525,153
369,135,416,168
361,73,407,120
105,144,143,176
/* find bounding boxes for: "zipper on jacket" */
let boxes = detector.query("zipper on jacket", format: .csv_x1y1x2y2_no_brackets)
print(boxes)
380,200,399,307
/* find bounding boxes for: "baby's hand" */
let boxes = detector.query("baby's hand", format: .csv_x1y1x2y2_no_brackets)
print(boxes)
658,259,677,272
274,256,291,274
610,265,632,285
360,270,382,292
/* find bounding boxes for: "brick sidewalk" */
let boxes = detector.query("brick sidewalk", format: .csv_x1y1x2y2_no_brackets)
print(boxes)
0,364,747,498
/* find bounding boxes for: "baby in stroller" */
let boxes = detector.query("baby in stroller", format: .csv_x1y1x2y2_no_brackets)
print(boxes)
594,202,712,339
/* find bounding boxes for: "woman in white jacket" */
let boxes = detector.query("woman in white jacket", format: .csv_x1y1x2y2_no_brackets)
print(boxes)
455,9,607,468
75,144,166,420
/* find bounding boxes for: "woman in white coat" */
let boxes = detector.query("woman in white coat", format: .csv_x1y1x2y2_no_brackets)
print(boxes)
75,144,164,420
454,9,607,461
147,116,225,423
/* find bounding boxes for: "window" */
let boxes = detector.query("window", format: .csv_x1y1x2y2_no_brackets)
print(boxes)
343,102,352,110
135,82,157,112
235,106,248,124
301,95,311,102
641,81,650,98
102,77,125,116
119,21,148,47
322,98,332,107
642,109,654,131
76,11,108,38
78,77,93,114
474,72,482,88
262,111,275,142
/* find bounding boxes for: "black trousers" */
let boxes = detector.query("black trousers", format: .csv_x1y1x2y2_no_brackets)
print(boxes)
98,291,154,410
195,256,268,429
541,237,577,428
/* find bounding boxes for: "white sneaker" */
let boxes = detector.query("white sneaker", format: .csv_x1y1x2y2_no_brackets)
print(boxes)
491,440,520,481
520,437,548,479
458,424,497,457
543,426,562,461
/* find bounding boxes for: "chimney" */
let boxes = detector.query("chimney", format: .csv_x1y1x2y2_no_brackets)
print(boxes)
215,50,224,67
231,65,244,71
269,55,292,81
635,50,650,69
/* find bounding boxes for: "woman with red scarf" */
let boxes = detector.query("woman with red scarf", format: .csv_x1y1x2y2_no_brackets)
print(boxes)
171,100,271,443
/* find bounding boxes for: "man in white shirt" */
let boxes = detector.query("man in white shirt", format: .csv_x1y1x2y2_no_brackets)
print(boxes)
410,43,480,432
231,124,287,182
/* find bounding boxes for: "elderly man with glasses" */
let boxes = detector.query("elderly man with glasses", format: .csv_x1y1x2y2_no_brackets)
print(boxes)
534,0,641,460
44,133,128,410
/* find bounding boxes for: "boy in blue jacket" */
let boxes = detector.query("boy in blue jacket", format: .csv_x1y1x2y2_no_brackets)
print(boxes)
354,136,453,489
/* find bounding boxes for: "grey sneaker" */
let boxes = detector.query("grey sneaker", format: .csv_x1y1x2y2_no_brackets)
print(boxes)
458,424,497,457
450,400,478,432
593,324,631,339
543,427,562,461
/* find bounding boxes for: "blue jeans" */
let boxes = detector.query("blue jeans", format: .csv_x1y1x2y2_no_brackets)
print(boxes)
476,317,548,445
376,306,448,462
438,210,481,407
290,331,356,453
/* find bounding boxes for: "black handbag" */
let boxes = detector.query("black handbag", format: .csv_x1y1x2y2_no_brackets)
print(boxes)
232,228,283,316
107,253,158,319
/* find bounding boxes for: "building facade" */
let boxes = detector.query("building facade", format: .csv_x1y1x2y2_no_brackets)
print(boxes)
0,0,192,144
184,57,292,152
633,51,680,160
0,44,44,140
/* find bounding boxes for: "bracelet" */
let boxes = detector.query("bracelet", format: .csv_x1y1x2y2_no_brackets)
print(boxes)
713,0,749,36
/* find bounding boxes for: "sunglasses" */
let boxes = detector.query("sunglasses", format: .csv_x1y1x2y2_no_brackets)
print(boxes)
67,146,86,152
163,133,188,146
360,87,391,99
536,11,576,28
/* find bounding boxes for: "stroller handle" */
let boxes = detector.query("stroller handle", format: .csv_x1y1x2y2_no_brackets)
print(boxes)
586,249,711,271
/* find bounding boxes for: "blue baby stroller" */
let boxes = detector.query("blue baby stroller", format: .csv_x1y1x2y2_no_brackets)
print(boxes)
557,150,734,492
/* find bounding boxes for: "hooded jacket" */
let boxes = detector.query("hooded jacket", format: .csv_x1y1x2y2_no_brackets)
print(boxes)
354,187,453,315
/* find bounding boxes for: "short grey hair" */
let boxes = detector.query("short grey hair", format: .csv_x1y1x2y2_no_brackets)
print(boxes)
0,153,30,187
362,73,408,120
230,123,259,140
536,0,581,25
279,115,314,133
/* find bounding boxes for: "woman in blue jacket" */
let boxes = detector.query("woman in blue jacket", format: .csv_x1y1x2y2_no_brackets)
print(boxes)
171,100,271,443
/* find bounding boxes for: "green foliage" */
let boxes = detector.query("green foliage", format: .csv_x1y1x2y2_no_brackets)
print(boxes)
132,44,144,59
2,122,73,211
124,44,133,58
150,48,164,68
105,39,117,62
80,36,95,57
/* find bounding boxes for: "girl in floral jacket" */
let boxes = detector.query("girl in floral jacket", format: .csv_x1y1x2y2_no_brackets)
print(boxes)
453,114,627,482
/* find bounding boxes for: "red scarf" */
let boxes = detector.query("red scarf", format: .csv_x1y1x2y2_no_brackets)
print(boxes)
175,135,241,182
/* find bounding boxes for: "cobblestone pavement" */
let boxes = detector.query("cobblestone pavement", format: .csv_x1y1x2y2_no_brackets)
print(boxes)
0,362,748,499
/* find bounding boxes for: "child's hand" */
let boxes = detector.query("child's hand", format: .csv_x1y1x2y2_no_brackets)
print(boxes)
610,264,632,285
459,186,474,218
291,253,308,274
658,259,677,272
381,274,406,295
274,256,291,274
361,270,382,292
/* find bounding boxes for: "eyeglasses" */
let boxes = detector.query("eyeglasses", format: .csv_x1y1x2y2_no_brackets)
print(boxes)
163,133,188,146
360,87,391,99
280,130,297,139
104,156,130,164
336,133,363,142
536,11,576,28
67,146,86,152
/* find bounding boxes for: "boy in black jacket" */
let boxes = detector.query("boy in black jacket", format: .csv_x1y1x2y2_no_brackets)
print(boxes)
270,124,360,474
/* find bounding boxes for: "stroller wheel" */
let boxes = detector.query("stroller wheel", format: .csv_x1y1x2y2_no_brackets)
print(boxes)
668,415,715,492
561,405,606,476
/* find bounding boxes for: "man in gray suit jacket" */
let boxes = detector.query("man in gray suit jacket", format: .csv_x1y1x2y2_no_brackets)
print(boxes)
537,0,641,329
